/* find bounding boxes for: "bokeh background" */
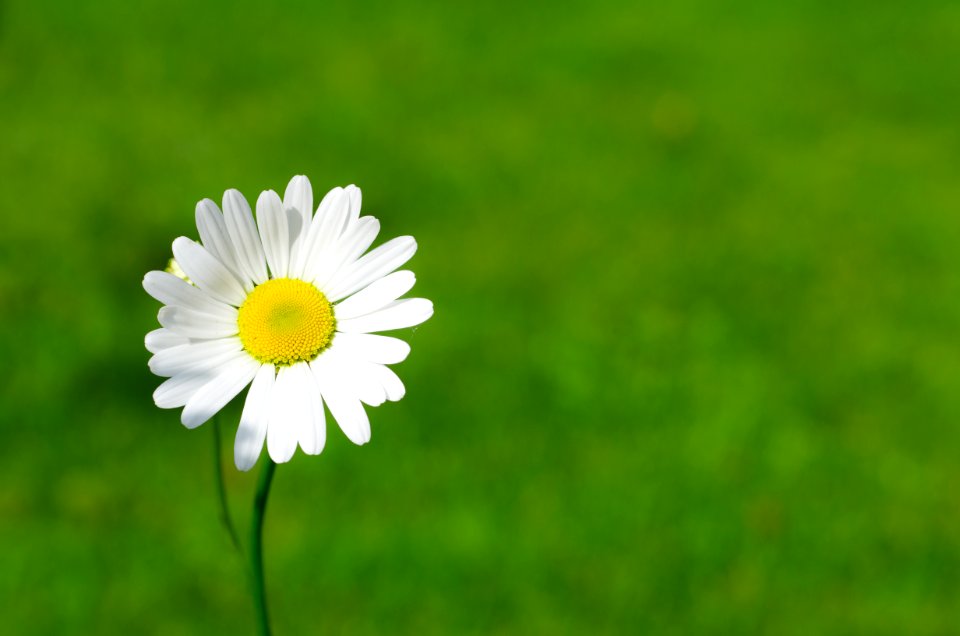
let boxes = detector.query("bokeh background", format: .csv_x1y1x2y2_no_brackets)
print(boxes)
2,0,960,633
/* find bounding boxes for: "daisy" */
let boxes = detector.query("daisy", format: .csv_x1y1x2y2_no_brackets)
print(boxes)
143,176,433,470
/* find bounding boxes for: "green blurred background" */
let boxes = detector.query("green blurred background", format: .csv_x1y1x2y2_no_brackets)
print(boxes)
2,0,960,633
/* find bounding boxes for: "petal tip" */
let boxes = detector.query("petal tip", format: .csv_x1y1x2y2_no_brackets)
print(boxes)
223,188,248,209
181,410,208,429
257,189,280,205
234,455,256,472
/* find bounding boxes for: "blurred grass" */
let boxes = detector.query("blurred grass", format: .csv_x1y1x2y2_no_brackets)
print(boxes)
2,0,960,633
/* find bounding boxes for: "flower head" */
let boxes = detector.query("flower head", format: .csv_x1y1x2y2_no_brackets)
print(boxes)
144,176,433,470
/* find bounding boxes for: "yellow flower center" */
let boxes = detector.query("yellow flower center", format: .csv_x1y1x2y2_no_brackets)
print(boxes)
237,278,336,366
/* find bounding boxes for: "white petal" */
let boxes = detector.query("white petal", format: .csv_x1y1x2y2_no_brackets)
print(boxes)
333,271,416,320
315,187,350,235
336,298,433,334
158,305,239,339
266,365,302,463
148,338,243,377
234,363,274,471
323,236,417,302
171,237,248,306
344,184,362,226
223,189,268,285
283,175,313,253
342,362,387,407
312,217,381,289
368,363,406,401
181,356,260,429
289,187,341,276
256,190,291,278
143,270,237,318
145,328,188,354
330,332,410,364
296,188,350,280
319,343,387,406
195,199,249,290
311,355,371,445
291,362,326,455
285,208,306,271
153,369,220,408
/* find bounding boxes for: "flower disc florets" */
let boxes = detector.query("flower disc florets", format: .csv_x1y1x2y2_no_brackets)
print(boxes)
238,278,335,366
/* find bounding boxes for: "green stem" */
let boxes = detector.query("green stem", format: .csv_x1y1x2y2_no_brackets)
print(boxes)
250,458,277,636
212,417,242,554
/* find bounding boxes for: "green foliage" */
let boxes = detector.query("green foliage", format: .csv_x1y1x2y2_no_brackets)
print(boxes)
1,0,959,633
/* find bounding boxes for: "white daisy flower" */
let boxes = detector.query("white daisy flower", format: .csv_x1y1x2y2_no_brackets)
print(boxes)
143,176,433,470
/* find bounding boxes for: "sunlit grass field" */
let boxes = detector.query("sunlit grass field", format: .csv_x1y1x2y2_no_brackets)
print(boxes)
2,0,960,633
